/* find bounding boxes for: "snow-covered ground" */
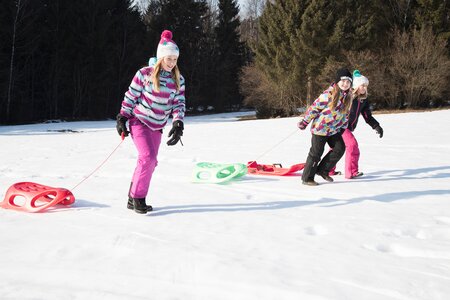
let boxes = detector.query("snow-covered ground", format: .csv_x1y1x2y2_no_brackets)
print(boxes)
1,109,449,300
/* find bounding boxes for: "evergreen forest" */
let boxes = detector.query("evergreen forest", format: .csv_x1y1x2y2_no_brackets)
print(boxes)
0,0,449,124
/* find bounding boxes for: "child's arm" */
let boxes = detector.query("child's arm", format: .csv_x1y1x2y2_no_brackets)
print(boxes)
302,92,328,124
119,68,146,118
361,100,383,138
171,76,186,122
361,100,380,129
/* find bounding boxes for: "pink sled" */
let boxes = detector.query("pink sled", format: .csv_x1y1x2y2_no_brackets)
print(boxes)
0,182,75,213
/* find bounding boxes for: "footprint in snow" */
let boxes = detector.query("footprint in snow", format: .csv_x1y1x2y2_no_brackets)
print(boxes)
304,225,329,236
363,243,450,259
385,228,427,240
434,216,450,225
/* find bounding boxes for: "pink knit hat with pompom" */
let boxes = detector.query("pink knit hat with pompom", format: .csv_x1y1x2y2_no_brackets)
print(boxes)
156,30,179,59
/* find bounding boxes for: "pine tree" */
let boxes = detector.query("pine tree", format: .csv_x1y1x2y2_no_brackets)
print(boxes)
341,0,391,51
51,0,147,120
0,0,149,124
299,0,391,100
144,0,211,111
414,0,450,47
40,0,75,120
297,0,338,102
1,0,47,123
384,0,420,31
101,0,149,118
0,0,15,123
213,0,245,111
253,0,307,114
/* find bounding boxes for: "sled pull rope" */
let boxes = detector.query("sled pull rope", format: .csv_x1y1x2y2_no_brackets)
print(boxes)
255,128,298,161
71,138,124,191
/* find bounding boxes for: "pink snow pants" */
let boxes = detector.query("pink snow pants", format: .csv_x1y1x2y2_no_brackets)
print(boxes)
329,129,360,178
128,117,162,199
341,129,360,178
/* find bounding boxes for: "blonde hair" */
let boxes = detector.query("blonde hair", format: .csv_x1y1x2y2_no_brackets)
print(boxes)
329,84,352,113
150,58,181,93
352,85,368,100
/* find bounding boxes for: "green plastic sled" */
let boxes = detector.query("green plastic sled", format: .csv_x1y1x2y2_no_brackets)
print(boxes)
192,162,247,183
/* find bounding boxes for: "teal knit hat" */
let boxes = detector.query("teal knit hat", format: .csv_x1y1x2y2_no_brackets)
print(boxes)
352,70,369,89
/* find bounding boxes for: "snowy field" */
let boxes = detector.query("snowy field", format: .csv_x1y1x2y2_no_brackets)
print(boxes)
1,109,449,300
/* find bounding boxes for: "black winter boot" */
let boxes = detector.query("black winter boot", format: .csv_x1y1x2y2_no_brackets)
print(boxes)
317,171,334,182
127,197,134,210
127,197,153,211
302,180,319,186
127,197,152,214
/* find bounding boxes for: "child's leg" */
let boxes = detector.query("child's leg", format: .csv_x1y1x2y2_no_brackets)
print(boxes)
327,134,345,176
329,165,337,175
327,149,337,175
129,118,162,198
317,133,345,174
341,129,360,179
302,135,327,182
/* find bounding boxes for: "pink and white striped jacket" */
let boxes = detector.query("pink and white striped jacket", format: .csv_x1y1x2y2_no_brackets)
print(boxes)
119,66,185,131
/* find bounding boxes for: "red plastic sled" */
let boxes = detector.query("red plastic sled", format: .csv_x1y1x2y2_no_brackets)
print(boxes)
247,161,305,176
0,182,75,213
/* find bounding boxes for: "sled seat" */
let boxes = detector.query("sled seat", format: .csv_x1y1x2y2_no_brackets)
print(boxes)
192,162,247,183
0,182,75,213
247,161,305,176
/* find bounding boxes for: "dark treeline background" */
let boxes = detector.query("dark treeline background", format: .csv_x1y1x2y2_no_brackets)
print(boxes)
0,0,449,124
242,0,450,118
0,0,151,124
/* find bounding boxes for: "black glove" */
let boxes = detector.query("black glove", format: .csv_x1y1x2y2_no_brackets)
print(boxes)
374,125,383,138
167,120,184,146
116,114,129,137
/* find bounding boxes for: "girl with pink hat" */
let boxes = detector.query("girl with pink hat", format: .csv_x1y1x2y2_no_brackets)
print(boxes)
116,30,185,214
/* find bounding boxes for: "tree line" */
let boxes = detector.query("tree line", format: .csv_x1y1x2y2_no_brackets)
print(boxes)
243,0,450,118
0,0,449,124
0,0,246,124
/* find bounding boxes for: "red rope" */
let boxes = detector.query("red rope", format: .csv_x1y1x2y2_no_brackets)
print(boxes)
71,137,124,191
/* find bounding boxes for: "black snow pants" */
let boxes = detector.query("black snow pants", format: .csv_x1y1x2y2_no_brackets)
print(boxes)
301,133,345,182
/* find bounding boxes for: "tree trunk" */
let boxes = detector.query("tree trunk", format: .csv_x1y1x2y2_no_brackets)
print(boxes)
7,0,22,122
307,76,312,105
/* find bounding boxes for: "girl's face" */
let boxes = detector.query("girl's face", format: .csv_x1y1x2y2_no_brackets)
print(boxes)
161,55,178,72
337,79,352,92
357,84,368,95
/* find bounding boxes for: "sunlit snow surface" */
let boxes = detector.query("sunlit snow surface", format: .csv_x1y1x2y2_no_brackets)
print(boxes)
1,110,449,300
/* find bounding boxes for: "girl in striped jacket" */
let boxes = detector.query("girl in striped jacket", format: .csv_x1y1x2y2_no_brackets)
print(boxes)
116,30,186,214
